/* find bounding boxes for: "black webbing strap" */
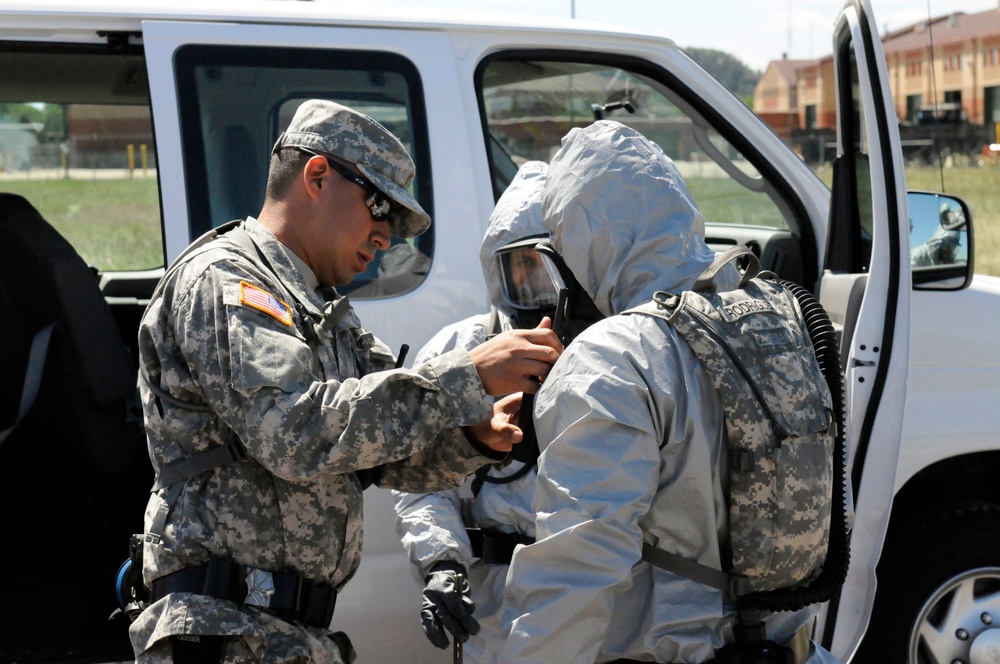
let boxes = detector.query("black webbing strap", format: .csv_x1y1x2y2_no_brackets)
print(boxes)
641,542,749,599
151,560,337,628
152,439,247,491
467,528,535,565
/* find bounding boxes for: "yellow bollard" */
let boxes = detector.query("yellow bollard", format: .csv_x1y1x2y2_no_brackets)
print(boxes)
127,143,135,178
141,143,148,177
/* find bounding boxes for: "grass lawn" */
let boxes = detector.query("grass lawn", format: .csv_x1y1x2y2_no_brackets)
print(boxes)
1,176,163,271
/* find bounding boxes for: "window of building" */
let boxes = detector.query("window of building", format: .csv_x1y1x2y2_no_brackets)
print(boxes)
906,94,923,123
805,104,817,129
173,46,433,299
943,54,962,72
985,86,1000,123
907,61,922,77
985,48,999,67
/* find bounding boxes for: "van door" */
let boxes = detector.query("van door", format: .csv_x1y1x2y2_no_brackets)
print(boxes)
141,20,486,664
818,0,911,658
141,19,490,353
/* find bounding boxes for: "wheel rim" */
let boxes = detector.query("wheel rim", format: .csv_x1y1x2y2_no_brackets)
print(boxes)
909,567,1000,664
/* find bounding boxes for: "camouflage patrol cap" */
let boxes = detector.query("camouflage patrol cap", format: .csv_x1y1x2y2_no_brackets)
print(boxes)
272,99,430,238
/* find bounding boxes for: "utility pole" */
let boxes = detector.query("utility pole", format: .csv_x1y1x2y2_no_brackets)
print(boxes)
787,0,793,58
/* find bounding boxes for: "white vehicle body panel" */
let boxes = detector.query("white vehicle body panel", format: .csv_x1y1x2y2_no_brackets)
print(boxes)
899,275,1000,490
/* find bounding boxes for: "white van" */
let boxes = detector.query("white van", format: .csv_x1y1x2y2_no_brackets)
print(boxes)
0,1,997,662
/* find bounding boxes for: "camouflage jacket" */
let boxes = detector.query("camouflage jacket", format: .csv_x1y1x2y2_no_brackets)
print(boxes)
131,217,495,657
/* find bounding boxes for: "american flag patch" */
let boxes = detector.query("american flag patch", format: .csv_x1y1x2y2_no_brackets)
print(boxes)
239,281,292,327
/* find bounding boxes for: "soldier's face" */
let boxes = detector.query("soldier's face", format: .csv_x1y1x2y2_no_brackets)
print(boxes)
312,162,392,286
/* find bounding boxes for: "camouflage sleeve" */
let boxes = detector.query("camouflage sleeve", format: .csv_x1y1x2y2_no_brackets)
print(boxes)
376,424,503,492
173,260,494,482
375,313,501,491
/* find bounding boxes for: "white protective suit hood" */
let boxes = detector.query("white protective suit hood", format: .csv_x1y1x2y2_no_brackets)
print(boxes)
543,121,717,316
480,161,549,319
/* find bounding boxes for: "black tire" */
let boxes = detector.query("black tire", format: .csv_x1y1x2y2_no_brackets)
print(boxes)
854,502,1000,664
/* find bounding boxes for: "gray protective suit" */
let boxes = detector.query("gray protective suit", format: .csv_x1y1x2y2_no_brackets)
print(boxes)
392,161,548,663
494,122,837,663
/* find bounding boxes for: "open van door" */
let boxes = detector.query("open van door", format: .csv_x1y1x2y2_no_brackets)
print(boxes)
816,0,911,659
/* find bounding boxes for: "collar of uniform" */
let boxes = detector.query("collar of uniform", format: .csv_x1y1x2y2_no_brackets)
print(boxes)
243,216,325,316
282,242,320,294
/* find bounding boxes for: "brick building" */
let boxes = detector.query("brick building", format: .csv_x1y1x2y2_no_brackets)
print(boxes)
754,6,1000,131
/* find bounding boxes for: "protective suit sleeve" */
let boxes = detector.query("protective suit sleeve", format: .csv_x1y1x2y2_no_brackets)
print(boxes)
393,489,473,583
494,323,667,663
389,313,491,579
167,261,493,486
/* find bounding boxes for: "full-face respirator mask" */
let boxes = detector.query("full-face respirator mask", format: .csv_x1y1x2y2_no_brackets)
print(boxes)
533,240,605,346
495,235,559,330
490,238,604,469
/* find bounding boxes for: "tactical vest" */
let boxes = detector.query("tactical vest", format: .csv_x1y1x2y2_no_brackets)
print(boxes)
627,246,837,599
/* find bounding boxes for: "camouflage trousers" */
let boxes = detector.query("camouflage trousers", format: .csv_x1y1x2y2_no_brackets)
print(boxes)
137,630,355,664
131,594,355,664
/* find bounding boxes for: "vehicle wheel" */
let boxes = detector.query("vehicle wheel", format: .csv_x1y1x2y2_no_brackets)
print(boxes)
854,502,1000,664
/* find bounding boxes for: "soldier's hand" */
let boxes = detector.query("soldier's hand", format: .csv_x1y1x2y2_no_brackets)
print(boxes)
420,561,479,649
468,317,563,396
467,393,523,453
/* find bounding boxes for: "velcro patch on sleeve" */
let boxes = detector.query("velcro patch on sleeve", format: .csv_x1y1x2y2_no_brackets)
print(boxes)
239,281,293,327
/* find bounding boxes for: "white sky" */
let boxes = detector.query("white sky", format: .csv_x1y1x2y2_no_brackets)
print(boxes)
357,0,1000,71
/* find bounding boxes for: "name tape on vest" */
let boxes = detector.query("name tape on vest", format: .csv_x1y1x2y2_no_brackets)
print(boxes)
720,298,775,323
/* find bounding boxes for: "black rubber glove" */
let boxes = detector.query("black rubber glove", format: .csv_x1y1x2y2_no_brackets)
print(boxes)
420,561,480,649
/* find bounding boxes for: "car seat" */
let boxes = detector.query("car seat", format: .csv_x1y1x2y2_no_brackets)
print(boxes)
0,192,141,473
0,192,148,661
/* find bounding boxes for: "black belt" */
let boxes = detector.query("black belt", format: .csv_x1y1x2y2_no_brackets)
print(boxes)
151,559,337,629
466,528,534,565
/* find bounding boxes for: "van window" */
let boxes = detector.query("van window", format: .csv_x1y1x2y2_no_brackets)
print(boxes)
174,46,433,298
477,55,789,231
0,45,163,272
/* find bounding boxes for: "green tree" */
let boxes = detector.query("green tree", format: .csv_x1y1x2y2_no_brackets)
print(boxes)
684,47,760,107
0,102,65,141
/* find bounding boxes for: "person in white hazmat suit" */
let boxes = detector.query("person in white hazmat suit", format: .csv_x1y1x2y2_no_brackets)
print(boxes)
392,160,559,661
493,121,838,664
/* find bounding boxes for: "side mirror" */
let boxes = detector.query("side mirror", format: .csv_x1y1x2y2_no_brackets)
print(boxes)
908,191,974,290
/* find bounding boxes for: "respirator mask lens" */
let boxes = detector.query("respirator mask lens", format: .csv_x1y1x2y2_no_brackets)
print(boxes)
497,242,559,311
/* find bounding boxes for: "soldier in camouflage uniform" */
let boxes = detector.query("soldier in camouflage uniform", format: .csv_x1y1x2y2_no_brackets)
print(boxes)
493,121,837,663
130,100,562,663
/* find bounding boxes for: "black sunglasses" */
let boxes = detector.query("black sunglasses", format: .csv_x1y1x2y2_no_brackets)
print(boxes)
299,148,393,222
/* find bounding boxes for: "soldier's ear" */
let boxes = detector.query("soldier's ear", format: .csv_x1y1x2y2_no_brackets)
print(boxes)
302,155,328,199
